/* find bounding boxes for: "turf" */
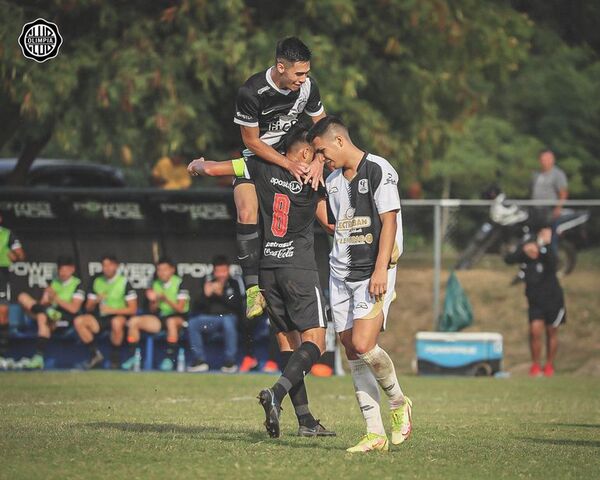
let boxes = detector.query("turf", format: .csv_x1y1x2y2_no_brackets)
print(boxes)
1,372,599,480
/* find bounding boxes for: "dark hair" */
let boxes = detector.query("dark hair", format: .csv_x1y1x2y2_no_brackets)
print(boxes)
307,115,347,142
284,127,309,152
101,254,118,264
157,256,175,267
56,255,75,267
538,148,554,157
212,255,229,267
276,37,311,64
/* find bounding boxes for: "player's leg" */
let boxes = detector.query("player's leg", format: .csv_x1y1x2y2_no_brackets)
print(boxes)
29,312,51,369
17,292,37,316
0,273,11,359
161,316,184,371
122,315,160,370
109,315,126,369
234,182,265,318
544,305,565,377
74,314,103,368
529,317,545,377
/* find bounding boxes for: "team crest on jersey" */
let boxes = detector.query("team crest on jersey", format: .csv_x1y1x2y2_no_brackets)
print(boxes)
344,207,355,219
358,179,369,194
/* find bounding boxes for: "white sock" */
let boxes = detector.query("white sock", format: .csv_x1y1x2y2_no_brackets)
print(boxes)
348,358,385,436
359,345,405,410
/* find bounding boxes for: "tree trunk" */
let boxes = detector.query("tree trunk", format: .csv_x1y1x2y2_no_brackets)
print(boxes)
6,130,53,186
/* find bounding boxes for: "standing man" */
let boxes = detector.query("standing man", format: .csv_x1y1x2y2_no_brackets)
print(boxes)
151,153,192,190
73,255,137,369
308,116,412,453
233,37,326,320
121,257,189,371
18,256,85,369
531,149,568,249
188,128,335,438
505,228,565,377
0,213,25,365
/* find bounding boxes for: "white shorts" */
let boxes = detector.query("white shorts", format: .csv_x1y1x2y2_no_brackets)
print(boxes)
329,267,397,333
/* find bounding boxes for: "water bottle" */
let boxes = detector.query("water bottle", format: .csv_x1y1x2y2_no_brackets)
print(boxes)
133,347,142,372
177,348,185,373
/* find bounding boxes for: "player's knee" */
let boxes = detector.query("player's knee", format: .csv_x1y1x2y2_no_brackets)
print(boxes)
237,208,257,224
73,315,84,329
352,339,374,356
17,292,30,306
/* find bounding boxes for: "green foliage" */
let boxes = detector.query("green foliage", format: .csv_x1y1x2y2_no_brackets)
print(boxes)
0,0,598,194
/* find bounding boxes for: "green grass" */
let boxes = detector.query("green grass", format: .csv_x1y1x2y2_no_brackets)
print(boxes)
1,372,599,480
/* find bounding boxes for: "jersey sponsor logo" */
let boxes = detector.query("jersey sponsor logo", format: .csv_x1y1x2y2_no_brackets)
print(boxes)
236,111,254,121
267,115,298,133
337,233,374,245
270,177,302,194
257,86,270,95
358,179,369,194
18,18,62,63
356,302,369,310
264,240,295,259
261,105,291,116
327,186,339,194
336,216,371,231
384,173,397,185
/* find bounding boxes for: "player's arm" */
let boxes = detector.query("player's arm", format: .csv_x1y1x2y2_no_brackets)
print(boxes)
188,157,237,177
315,198,334,235
303,79,327,189
156,294,188,315
101,284,137,315
8,234,25,262
85,293,99,312
370,211,398,301
54,291,85,315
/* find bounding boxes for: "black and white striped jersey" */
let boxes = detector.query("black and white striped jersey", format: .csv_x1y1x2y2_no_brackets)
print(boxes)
234,67,324,153
326,153,403,282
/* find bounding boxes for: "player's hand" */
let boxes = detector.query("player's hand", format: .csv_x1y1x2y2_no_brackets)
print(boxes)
523,242,539,259
369,267,388,302
285,157,309,183
538,228,552,246
304,156,325,190
146,289,158,302
187,157,205,176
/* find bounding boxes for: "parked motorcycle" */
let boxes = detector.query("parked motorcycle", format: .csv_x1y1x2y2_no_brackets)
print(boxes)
455,193,589,276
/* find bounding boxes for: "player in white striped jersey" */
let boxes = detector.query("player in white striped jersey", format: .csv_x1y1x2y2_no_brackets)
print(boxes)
308,116,412,453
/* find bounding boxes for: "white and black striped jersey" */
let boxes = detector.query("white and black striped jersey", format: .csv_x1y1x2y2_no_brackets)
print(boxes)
326,153,403,282
234,67,324,152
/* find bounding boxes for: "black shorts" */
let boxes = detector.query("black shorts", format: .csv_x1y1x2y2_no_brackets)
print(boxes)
98,314,128,331
260,268,327,333
159,313,187,329
528,302,567,327
0,268,11,304
233,176,254,187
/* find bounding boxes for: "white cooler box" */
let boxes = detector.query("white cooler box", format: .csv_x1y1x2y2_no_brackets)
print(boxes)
415,332,503,376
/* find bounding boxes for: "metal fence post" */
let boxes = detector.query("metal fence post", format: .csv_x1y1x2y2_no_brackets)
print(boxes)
433,202,442,329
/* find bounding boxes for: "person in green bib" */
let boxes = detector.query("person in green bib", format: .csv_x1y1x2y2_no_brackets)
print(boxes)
121,257,189,371
18,256,85,369
73,254,138,369
0,214,26,366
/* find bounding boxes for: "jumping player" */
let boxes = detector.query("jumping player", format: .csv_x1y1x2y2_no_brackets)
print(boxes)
188,128,334,438
308,116,413,453
233,37,326,319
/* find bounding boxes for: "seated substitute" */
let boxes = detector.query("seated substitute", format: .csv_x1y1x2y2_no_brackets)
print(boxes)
18,256,85,369
187,255,243,373
121,257,189,371
73,255,137,369
504,228,566,377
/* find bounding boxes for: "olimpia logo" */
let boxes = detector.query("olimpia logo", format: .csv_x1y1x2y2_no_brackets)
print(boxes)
18,18,63,63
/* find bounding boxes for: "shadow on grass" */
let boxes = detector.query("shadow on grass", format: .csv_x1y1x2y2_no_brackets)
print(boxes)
548,423,600,429
84,422,345,451
518,437,600,448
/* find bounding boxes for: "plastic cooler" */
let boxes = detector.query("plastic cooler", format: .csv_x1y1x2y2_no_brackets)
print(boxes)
415,331,503,376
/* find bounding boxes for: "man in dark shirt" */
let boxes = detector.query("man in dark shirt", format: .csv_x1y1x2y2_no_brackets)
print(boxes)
187,255,244,373
505,228,566,377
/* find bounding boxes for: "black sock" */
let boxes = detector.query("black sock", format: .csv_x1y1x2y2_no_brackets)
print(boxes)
128,339,139,357
0,323,8,357
242,316,258,357
110,345,120,365
166,341,178,362
267,329,279,363
236,222,260,288
280,350,317,428
86,339,99,356
36,336,49,356
272,341,321,405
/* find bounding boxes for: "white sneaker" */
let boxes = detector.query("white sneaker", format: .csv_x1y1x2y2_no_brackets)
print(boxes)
187,361,209,373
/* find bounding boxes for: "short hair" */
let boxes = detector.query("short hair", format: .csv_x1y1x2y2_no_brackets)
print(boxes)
157,256,175,267
212,255,229,267
284,127,309,152
101,254,118,264
307,115,347,143
56,255,75,267
538,148,554,157
276,37,311,64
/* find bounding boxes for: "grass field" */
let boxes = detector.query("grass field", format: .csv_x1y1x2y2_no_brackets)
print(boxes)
1,372,599,480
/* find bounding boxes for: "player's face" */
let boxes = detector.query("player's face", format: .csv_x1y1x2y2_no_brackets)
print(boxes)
278,61,310,91
312,135,343,169
57,264,75,282
212,264,229,283
156,263,175,283
102,259,118,279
